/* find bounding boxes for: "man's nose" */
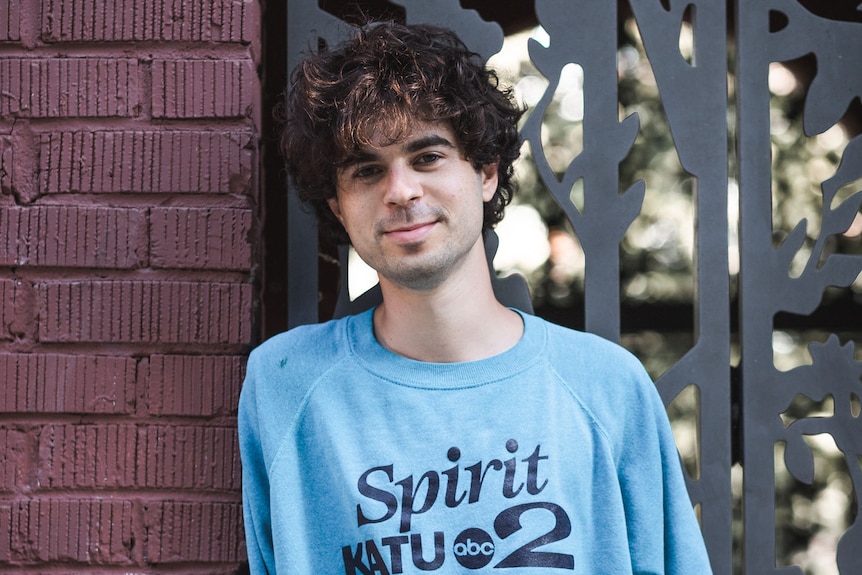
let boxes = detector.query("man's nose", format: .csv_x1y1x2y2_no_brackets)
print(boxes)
382,164,423,206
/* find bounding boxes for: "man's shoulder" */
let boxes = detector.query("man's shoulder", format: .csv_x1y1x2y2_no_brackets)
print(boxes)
247,312,363,375
257,316,346,351
526,314,653,413
529,314,643,370
529,316,660,447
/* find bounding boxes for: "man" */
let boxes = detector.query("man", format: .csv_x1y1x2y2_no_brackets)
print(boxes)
239,21,712,574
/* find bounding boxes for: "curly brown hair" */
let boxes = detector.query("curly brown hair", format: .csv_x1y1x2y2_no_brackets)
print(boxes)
278,21,524,243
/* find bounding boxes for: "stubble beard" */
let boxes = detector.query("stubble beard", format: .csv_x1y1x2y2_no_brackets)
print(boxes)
369,205,482,292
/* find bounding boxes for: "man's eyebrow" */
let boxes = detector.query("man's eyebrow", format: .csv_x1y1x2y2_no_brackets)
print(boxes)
337,134,457,169
405,134,457,154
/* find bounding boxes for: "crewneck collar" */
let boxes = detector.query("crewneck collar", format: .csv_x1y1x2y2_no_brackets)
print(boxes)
345,308,545,389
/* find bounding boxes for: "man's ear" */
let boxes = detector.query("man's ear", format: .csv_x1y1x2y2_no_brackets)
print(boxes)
480,161,499,202
327,197,344,224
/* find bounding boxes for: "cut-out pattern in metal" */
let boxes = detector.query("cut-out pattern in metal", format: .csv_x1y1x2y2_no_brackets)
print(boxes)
737,1,862,573
522,3,730,571
283,1,862,573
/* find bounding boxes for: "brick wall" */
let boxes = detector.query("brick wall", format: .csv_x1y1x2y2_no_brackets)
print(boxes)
0,0,259,572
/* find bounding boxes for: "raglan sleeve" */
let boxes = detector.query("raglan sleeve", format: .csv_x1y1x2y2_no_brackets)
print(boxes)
238,352,277,575
616,363,714,575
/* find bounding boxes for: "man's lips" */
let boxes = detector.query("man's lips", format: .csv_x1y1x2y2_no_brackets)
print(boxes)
381,221,437,243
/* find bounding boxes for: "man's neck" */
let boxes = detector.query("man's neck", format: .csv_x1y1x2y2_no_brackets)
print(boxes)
372,249,524,363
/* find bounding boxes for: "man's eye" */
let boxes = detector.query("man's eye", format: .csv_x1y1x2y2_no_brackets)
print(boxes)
353,166,381,179
415,153,442,166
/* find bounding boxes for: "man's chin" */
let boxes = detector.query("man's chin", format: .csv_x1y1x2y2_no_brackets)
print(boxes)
378,259,452,292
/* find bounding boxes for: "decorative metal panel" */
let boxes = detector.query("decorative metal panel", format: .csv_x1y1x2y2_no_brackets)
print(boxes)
736,1,862,574
520,1,731,572
283,1,862,572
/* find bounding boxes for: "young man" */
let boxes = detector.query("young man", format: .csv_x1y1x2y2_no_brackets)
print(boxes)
239,21,713,574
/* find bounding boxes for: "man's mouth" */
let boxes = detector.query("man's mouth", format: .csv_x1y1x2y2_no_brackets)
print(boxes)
381,221,437,243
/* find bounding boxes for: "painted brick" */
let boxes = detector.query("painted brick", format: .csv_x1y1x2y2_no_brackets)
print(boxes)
0,0,21,42
136,425,240,490
0,206,146,268
152,59,254,118
0,137,11,194
0,504,8,561
3,498,135,563
0,280,14,341
0,58,139,118
40,130,254,194
0,279,34,342
37,424,239,490
151,207,252,270
0,353,136,413
146,354,244,416
38,280,252,344
38,424,138,489
0,427,29,492
144,500,243,563
0,0,257,571
41,0,255,43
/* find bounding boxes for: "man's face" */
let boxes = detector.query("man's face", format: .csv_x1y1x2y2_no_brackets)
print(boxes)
328,121,498,291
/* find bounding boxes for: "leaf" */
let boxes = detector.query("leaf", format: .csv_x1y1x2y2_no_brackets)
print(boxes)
783,436,815,485
775,218,808,274
823,195,862,237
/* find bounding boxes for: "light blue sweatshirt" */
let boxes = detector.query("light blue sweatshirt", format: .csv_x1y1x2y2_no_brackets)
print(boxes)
239,309,713,574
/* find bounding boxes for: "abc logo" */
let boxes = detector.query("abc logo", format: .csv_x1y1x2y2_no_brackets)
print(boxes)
453,528,495,569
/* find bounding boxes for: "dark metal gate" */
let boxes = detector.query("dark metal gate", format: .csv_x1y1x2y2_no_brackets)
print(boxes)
280,1,862,573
